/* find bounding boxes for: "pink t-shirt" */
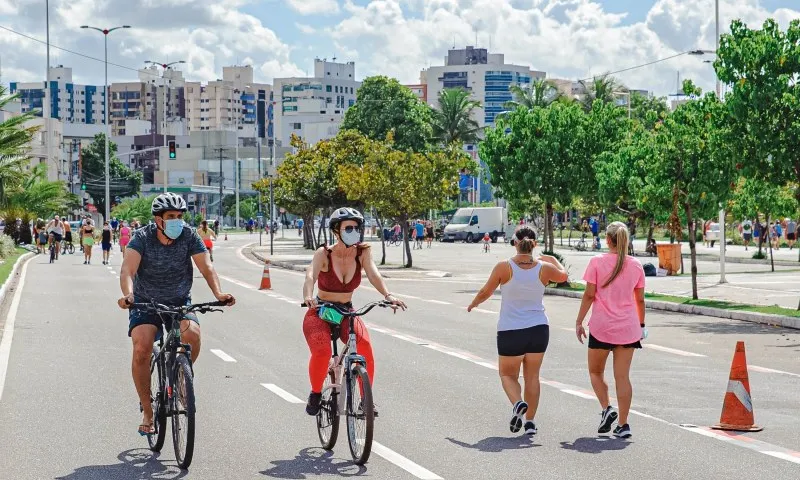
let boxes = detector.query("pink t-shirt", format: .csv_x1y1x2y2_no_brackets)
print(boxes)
582,253,645,345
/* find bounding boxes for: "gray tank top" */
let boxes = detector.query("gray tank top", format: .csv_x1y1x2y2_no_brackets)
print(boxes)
497,260,548,331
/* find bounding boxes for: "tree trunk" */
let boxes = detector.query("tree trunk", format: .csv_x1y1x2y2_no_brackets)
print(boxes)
302,214,313,249
375,211,386,266
545,202,555,252
684,203,698,300
756,213,763,256
401,215,412,268
767,213,775,273
646,216,655,244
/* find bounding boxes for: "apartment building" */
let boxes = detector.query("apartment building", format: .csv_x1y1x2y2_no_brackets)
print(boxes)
10,66,105,124
421,47,545,127
273,59,360,147
404,84,428,102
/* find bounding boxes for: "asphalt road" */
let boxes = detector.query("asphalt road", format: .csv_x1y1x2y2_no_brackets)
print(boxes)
1,235,799,479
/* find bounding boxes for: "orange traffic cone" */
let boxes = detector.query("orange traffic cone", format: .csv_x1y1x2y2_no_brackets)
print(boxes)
259,260,272,290
712,341,763,432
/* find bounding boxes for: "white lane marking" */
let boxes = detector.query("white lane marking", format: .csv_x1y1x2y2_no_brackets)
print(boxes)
210,349,237,362
558,327,574,332
472,308,497,314
364,321,800,467
560,389,596,400
643,344,707,357
396,293,421,300
372,442,444,480
261,383,304,404
0,258,30,403
219,275,257,290
749,365,800,378
425,299,451,305
763,452,800,465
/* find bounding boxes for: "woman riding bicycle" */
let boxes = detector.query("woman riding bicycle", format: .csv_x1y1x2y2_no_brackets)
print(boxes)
302,207,406,416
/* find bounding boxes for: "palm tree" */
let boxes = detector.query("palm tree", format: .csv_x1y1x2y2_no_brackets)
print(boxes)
431,88,483,145
504,78,563,110
578,74,623,112
6,163,72,218
0,85,39,205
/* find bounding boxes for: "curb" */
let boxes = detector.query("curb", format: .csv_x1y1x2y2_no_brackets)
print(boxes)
544,287,800,330
0,252,34,307
248,248,453,278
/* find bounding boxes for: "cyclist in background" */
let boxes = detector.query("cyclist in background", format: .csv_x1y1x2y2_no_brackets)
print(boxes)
482,232,491,253
302,207,406,416
198,220,217,262
111,217,120,243
117,192,234,436
45,216,64,260
63,220,72,252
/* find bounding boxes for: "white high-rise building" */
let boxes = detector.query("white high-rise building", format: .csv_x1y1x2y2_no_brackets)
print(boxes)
273,58,360,147
421,46,546,128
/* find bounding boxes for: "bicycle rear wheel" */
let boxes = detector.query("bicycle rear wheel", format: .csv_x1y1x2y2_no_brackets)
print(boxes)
49,245,55,263
171,354,196,469
148,347,167,451
317,371,340,450
67,243,75,254
346,365,374,465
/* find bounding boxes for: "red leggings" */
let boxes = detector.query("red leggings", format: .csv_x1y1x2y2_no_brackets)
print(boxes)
303,308,375,393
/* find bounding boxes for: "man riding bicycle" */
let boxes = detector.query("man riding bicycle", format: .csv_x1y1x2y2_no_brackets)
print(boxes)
44,216,64,260
302,207,406,416
117,192,235,436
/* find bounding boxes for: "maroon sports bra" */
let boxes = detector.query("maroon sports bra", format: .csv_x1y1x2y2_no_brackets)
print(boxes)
318,246,363,294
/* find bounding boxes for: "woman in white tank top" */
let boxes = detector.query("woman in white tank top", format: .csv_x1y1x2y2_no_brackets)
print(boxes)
468,226,567,436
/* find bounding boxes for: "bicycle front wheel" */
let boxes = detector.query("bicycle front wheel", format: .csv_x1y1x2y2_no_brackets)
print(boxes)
148,347,167,452
346,365,374,465
171,354,196,469
317,371,340,450
67,243,75,254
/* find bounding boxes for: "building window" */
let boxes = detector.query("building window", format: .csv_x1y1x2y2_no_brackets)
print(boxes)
326,85,332,92
292,123,301,129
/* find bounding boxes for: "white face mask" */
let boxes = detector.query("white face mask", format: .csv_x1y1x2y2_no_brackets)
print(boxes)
340,229,361,247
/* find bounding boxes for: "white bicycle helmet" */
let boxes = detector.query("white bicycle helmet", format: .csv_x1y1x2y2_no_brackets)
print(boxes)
151,192,188,215
329,207,364,230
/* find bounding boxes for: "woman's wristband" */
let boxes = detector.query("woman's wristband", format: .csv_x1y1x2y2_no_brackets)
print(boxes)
640,323,646,328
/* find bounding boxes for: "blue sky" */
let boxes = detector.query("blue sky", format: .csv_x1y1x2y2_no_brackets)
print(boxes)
1,0,799,96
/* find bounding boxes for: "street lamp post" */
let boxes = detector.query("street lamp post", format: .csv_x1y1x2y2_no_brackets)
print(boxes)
145,60,186,193
81,24,130,221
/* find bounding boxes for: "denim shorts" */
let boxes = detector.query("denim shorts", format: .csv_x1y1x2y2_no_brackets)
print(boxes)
128,297,199,337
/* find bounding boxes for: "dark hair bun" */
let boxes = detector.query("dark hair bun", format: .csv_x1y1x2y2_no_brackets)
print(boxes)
515,226,537,242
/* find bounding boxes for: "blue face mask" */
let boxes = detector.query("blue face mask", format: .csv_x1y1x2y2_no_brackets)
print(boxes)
163,218,184,240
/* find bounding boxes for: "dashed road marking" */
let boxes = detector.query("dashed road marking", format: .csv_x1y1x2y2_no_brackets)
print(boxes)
261,383,304,404
749,365,800,378
644,344,707,357
210,349,237,362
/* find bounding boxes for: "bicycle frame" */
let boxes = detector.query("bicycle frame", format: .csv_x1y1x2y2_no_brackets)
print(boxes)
322,315,365,417
152,312,193,416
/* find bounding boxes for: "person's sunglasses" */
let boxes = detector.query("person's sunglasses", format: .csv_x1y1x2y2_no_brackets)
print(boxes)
343,226,362,234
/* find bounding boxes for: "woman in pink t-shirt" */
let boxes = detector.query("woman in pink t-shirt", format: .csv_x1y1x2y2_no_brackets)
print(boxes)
575,221,645,439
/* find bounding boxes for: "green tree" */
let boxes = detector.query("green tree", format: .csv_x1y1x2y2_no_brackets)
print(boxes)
643,81,736,299
504,78,564,110
111,195,155,223
80,133,142,217
0,86,39,204
430,88,482,145
630,92,669,130
341,76,432,152
341,136,473,267
578,74,623,113
715,18,800,267
480,101,588,251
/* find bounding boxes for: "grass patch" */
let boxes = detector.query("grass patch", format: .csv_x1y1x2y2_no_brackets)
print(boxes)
0,247,27,289
552,281,800,317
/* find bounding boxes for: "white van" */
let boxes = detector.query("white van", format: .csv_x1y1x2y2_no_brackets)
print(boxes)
443,207,508,243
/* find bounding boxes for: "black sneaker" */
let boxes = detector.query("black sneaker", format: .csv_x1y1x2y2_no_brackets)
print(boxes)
598,406,618,434
613,423,632,438
305,392,322,416
524,420,537,436
509,401,528,433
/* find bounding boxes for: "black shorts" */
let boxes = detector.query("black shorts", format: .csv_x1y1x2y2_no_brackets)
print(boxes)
788,233,796,241
588,334,642,350
497,325,549,356
51,233,63,242
743,233,752,241
102,242,112,251
64,232,72,242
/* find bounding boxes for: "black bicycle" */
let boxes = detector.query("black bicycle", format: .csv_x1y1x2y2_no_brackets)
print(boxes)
62,241,75,255
301,300,392,465
129,300,229,470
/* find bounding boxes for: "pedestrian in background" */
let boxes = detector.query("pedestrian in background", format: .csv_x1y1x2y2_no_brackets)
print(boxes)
425,221,434,248
101,221,112,265
740,218,753,251
786,218,796,250
468,227,567,436
414,220,424,250
575,221,646,439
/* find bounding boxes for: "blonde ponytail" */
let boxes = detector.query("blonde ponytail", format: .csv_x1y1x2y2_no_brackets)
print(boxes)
603,221,629,287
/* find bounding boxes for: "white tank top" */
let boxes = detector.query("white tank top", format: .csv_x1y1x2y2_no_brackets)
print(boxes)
497,259,548,331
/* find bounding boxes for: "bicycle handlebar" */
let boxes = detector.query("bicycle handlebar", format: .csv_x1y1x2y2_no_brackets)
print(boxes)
128,300,230,315
300,300,394,317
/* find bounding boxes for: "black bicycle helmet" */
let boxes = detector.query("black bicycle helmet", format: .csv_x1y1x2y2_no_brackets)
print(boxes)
328,207,364,231
151,192,187,215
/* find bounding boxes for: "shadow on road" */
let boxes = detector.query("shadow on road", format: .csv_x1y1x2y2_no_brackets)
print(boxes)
260,447,367,478
54,449,187,480
559,436,632,454
446,435,540,452
659,319,798,336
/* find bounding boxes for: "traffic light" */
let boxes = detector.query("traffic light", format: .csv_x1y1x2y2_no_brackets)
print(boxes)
168,140,176,159
81,183,86,191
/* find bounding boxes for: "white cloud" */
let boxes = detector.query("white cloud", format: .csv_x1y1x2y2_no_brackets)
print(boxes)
296,23,317,34
286,0,340,16
328,0,800,96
